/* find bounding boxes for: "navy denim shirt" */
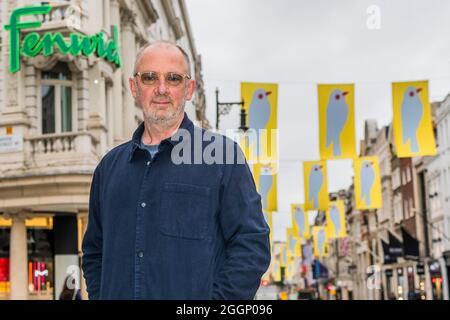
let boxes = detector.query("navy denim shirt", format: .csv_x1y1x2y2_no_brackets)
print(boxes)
81,113,271,300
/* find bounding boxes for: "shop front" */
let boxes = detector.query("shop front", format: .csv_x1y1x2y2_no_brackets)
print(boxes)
0,214,81,300
429,259,445,300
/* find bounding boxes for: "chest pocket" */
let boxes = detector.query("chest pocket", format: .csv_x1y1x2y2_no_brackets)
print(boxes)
159,183,211,240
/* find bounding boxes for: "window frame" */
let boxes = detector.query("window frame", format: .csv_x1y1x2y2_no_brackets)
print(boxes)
38,69,77,135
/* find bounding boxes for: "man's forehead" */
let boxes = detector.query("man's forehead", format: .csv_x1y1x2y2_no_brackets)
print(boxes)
144,42,181,55
139,44,186,65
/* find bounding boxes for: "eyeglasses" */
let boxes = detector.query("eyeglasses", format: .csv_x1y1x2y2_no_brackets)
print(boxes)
134,71,191,87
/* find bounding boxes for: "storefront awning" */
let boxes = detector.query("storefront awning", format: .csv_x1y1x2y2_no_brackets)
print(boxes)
381,239,397,264
388,231,404,258
401,227,419,261
312,259,329,280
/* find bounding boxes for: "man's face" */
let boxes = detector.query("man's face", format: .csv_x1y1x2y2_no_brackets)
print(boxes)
129,44,196,126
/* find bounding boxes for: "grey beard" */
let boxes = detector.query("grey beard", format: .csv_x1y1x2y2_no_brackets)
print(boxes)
144,102,185,127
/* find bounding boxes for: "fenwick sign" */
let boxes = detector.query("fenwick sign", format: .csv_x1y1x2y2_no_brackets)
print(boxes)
4,5,121,73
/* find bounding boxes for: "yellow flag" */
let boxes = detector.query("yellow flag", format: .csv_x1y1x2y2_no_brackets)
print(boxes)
303,161,329,210
313,226,329,257
294,238,302,258
354,156,382,209
286,258,297,282
286,228,302,259
318,84,356,159
263,210,273,242
237,132,252,163
272,260,281,282
291,204,310,239
279,243,287,267
286,228,293,260
241,82,278,163
392,80,437,157
326,200,347,238
286,260,292,281
253,163,278,212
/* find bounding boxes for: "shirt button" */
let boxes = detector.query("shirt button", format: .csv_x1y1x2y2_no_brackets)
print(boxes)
138,251,144,258
146,161,151,166
141,202,146,208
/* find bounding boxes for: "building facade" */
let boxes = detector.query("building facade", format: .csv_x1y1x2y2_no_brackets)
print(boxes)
415,96,450,300
344,119,430,300
0,0,208,300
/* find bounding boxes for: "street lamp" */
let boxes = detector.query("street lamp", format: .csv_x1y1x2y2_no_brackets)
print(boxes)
215,87,248,131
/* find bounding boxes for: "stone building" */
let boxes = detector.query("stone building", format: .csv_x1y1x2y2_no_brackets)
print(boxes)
0,0,208,300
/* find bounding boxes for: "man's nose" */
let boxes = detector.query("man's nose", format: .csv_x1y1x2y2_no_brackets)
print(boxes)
155,78,169,94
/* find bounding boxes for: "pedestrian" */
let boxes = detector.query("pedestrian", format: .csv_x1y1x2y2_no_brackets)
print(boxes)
81,41,271,299
388,292,397,300
59,275,82,300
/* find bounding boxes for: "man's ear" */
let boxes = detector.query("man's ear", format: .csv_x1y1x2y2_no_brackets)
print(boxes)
129,77,138,98
185,79,196,101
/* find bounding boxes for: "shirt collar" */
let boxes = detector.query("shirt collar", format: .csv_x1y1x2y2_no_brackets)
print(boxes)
128,112,194,162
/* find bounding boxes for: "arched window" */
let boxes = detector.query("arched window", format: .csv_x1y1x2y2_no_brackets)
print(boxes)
40,62,75,134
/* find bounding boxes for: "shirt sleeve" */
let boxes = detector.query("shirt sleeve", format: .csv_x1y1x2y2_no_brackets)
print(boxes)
81,165,103,300
213,144,271,300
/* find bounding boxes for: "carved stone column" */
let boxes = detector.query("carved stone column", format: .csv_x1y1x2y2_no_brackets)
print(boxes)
120,7,137,139
6,212,29,300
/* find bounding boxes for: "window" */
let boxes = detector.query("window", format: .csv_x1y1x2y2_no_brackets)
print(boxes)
404,199,409,217
102,0,111,32
406,168,411,184
40,63,75,134
432,222,443,258
392,168,401,189
394,193,403,223
408,198,414,218
429,176,442,220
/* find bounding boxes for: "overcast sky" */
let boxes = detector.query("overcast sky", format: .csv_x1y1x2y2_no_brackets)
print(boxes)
185,0,450,241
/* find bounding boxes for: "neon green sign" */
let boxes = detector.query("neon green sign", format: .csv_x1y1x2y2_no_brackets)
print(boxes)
4,5,121,73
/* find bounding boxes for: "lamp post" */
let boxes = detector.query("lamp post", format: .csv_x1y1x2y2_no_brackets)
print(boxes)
215,87,248,131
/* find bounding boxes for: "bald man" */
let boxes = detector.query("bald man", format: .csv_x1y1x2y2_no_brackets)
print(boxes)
81,41,271,300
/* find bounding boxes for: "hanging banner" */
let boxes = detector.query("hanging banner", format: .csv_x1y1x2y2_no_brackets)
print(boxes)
318,84,356,159
286,228,302,259
272,259,281,282
291,204,310,239
313,226,329,257
253,163,278,212
241,82,278,163
279,243,288,267
326,200,347,238
303,161,329,210
392,80,437,157
354,156,382,209
285,260,294,282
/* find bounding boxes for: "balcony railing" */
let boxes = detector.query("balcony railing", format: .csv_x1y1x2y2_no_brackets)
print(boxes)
25,132,99,159
32,2,87,33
